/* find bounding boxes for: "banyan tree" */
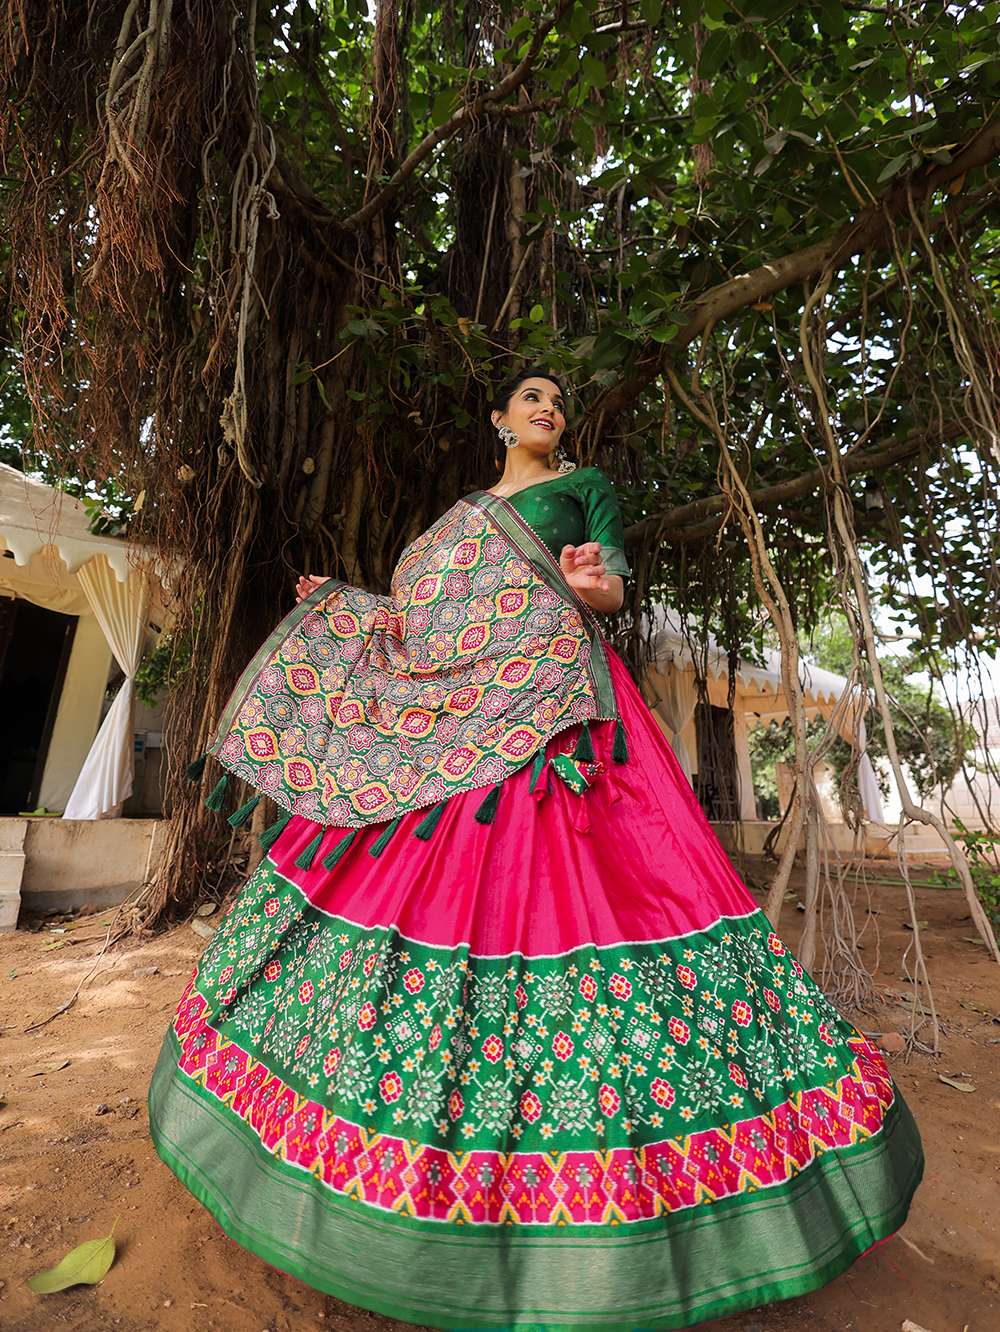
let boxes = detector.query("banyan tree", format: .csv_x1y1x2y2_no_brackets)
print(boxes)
2,0,999,1025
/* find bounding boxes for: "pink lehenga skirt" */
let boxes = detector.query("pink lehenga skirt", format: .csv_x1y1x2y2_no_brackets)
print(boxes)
149,644,922,1329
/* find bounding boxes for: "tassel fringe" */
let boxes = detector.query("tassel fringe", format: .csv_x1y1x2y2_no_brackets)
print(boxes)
186,753,207,782
259,811,292,852
414,800,447,841
532,759,552,801
294,829,324,870
227,793,261,828
474,782,502,824
528,749,547,794
369,816,402,857
613,718,629,763
572,720,595,761
204,774,229,811
322,829,357,869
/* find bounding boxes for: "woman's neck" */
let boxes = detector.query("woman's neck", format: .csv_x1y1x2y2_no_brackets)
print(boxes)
494,454,556,490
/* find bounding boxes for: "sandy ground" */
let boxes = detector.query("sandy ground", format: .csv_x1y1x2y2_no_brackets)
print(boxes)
1,861,998,1332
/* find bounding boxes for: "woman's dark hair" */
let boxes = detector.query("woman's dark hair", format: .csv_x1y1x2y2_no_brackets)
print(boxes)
492,367,570,415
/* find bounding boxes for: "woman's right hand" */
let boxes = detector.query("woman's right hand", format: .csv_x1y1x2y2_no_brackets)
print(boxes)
295,574,330,604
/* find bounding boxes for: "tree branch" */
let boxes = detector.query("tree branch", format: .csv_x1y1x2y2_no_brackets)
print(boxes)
342,0,575,232
589,114,1000,421
624,421,963,546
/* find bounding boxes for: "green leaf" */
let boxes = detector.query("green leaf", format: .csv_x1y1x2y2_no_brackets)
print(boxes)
430,90,460,127
691,115,722,141
27,1224,117,1294
816,0,847,38
571,117,595,155
529,303,544,323
876,152,909,184
773,202,794,228
505,15,532,43
581,54,608,89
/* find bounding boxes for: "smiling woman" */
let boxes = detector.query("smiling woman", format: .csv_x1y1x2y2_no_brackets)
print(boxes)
483,370,626,617
149,365,922,1331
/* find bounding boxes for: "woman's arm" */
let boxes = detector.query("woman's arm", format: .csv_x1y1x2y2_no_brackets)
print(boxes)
559,542,624,614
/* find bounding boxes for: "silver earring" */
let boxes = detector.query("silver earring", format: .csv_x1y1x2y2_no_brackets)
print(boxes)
555,445,577,474
497,424,519,450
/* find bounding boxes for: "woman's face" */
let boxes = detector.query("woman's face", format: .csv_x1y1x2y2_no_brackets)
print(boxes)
491,378,567,456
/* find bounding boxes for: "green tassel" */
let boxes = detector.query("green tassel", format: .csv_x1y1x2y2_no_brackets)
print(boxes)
369,816,402,858
474,782,502,825
294,829,325,870
204,773,229,811
322,829,357,869
528,749,547,794
573,720,595,761
414,800,447,841
259,811,292,852
613,718,629,764
186,753,207,782
227,793,261,828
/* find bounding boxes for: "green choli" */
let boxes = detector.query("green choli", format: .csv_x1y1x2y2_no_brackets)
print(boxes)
473,466,631,579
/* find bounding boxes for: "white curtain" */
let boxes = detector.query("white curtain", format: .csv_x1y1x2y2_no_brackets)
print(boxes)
656,664,699,785
830,696,886,824
856,718,886,823
63,558,148,820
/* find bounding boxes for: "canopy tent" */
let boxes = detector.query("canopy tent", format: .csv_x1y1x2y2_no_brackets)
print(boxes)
0,462,160,819
645,607,886,823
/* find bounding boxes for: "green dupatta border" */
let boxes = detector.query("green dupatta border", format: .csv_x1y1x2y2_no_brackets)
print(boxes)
465,491,616,718
150,1029,922,1330
207,575,346,760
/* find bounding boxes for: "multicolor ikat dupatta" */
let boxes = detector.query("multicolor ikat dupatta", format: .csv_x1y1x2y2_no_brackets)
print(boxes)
197,492,623,832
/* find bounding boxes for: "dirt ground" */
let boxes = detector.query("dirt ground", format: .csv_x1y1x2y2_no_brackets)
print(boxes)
1,861,998,1332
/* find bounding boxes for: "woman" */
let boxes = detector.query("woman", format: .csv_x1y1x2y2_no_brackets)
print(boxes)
150,369,923,1330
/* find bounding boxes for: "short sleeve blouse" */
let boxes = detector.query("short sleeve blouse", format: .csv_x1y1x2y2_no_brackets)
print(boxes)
486,466,631,579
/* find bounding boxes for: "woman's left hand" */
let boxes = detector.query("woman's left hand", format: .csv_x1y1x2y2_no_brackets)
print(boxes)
559,543,624,614
560,542,609,592
295,574,330,604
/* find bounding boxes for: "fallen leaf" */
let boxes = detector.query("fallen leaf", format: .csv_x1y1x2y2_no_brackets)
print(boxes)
938,1073,975,1093
901,1321,935,1332
26,1220,117,1293
24,1059,70,1077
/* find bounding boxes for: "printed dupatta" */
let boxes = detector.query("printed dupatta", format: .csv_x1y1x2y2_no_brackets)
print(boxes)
194,491,623,832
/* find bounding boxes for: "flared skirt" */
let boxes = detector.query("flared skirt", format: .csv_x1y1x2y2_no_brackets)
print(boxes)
149,645,923,1329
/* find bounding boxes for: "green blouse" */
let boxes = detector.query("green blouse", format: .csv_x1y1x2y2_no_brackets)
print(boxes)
471,466,631,579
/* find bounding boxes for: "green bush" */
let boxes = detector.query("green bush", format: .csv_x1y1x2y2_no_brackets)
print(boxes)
948,818,1000,930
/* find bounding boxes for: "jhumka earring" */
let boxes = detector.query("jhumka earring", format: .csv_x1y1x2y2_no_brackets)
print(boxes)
497,424,520,450
555,445,577,474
